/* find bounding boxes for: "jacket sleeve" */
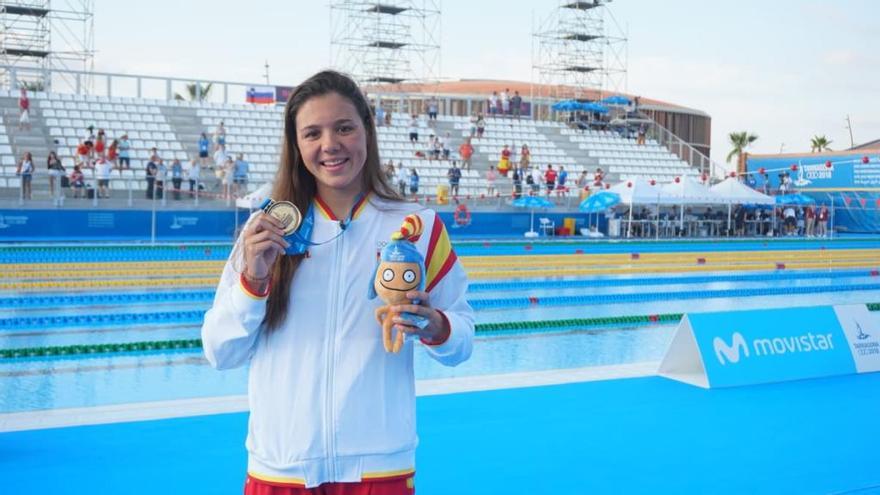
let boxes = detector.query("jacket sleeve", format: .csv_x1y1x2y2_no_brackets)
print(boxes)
201,217,267,370
420,212,474,367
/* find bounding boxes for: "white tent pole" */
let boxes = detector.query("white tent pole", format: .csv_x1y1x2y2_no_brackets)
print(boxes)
727,203,732,235
627,202,633,238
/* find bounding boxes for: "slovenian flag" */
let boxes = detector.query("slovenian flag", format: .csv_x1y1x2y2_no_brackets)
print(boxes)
246,86,275,104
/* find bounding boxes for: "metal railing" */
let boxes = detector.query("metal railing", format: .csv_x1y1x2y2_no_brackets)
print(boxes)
647,121,729,180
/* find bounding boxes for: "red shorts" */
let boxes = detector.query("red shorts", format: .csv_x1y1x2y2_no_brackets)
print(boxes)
244,474,415,495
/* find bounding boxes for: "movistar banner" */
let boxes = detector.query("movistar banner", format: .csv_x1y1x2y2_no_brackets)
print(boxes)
658,305,880,388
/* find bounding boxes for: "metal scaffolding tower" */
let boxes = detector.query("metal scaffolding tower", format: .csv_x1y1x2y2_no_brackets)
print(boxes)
532,0,627,99
330,0,441,86
0,0,94,91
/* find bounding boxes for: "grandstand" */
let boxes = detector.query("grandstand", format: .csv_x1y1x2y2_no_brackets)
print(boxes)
0,78,710,205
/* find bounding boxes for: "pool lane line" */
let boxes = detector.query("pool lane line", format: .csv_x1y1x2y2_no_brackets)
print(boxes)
2,304,878,361
4,268,877,309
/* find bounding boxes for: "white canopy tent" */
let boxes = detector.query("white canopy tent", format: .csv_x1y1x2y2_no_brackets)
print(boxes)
710,177,776,232
608,179,679,237
661,176,726,232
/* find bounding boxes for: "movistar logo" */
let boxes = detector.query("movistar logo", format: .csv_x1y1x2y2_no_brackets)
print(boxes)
714,333,749,365
713,331,835,366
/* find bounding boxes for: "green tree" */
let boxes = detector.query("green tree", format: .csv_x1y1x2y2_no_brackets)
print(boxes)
174,82,213,101
810,135,832,152
726,131,758,163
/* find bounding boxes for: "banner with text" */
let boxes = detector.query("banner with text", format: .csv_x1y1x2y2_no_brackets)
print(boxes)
658,305,879,388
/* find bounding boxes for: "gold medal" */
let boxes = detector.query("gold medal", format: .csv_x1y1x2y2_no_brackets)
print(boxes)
265,200,302,236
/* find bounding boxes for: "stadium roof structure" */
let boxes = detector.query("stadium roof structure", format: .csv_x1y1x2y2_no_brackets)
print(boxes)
364,79,708,117
851,139,880,151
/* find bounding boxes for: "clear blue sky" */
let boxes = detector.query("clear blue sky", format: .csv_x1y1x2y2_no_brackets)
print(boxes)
94,0,880,164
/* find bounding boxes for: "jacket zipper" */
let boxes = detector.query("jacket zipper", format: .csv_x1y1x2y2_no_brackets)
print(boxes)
324,223,344,479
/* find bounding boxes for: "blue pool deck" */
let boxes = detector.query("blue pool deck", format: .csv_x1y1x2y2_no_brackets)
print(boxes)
2,370,879,495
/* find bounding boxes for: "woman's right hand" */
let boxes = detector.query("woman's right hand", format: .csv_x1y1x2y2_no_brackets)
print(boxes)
242,213,290,287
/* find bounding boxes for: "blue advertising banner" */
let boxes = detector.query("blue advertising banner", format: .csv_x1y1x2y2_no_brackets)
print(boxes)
657,305,879,388
746,153,880,191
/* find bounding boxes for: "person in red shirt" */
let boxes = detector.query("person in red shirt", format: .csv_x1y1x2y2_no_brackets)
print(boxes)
804,206,816,237
497,145,511,177
544,164,557,192
458,137,474,170
18,88,31,131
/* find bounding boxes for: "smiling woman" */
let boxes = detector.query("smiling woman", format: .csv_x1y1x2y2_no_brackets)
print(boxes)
200,70,474,495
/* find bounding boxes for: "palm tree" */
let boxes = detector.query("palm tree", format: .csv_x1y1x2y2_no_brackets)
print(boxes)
174,82,213,101
810,135,832,152
726,132,758,174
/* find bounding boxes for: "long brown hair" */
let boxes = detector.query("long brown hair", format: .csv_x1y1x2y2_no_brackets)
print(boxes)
263,70,398,330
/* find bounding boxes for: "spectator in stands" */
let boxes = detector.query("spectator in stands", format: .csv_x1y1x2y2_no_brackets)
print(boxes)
384,108,392,127
760,173,770,195
18,88,30,131
409,168,419,197
150,147,162,163
156,159,168,199
594,167,605,186
476,114,486,138
70,165,85,198
427,97,438,121
198,132,211,165
512,166,523,198
796,207,805,236
233,154,249,197
212,144,228,171
384,161,395,183
429,135,441,161
187,158,201,198
530,167,542,194
118,134,131,170
145,158,158,199
375,105,385,127
95,157,112,199
469,113,478,137
214,121,227,151
16,152,34,200
94,129,107,157
485,165,497,197
84,126,96,159
447,161,462,197
442,132,451,160
171,159,184,200
556,165,568,195
407,114,419,143
488,91,499,115
107,139,119,169
637,123,647,146
47,151,65,201
500,88,510,115
396,162,408,197
519,144,531,170
576,170,589,190
544,164,557,193
816,205,829,237
221,156,235,200
511,91,523,119
76,142,89,166
497,145,511,177
458,137,474,170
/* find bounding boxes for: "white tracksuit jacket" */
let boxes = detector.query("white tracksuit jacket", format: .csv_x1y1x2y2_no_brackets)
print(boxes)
201,195,474,488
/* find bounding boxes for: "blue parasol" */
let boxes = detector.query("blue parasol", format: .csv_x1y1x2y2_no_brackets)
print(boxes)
601,95,632,106
775,193,816,206
581,102,610,114
551,100,581,112
579,191,621,213
512,195,555,236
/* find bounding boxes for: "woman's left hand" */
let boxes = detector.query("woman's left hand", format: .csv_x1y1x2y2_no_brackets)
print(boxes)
391,291,449,344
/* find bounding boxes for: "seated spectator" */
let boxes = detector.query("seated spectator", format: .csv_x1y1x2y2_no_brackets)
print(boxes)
171,159,184,200
70,165,85,198
233,154,249,197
